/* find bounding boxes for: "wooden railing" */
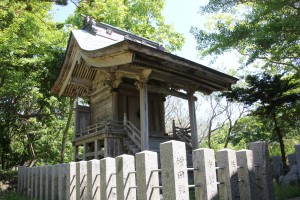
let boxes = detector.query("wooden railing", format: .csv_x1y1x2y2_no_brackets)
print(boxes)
75,114,142,150
172,120,192,148
75,121,124,138
123,114,141,149
75,122,108,138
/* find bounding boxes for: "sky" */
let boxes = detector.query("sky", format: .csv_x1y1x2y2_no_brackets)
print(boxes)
52,0,239,71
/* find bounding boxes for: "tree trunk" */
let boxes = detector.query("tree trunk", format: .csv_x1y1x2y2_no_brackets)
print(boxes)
208,121,212,148
224,126,232,148
60,97,75,163
272,113,288,174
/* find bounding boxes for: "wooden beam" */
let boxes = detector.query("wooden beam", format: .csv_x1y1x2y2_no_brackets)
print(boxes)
82,52,133,68
59,49,80,97
147,85,197,101
70,77,93,88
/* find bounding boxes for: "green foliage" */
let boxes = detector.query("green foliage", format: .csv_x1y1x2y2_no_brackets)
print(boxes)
274,182,300,200
0,1,72,169
192,0,300,73
222,73,300,166
0,191,30,200
225,73,300,115
66,0,185,52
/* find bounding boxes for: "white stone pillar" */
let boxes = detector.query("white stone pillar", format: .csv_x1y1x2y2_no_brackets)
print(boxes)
188,92,198,149
87,159,101,200
249,141,275,200
138,81,149,150
136,151,159,200
193,148,218,200
76,161,88,200
236,150,257,200
216,149,239,200
116,154,136,200
51,164,59,200
100,157,116,200
66,162,77,200
160,140,189,200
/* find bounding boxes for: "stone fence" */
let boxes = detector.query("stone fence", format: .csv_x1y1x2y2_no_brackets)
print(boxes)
272,144,300,184
17,140,275,200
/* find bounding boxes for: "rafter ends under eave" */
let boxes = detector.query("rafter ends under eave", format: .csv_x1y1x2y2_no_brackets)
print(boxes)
81,52,133,68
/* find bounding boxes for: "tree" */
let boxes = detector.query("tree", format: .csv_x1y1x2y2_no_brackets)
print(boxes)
0,1,72,168
191,0,300,74
223,73,300,171
66,0,185,52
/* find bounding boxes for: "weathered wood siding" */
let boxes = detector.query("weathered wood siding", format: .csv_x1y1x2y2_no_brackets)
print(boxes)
118,84,166,136
75,105,91,132
90,85,112,124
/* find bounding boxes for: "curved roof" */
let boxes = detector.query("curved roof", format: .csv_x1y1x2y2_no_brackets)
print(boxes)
51,20,238,97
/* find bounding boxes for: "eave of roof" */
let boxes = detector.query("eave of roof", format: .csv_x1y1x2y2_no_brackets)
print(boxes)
51,27,238,97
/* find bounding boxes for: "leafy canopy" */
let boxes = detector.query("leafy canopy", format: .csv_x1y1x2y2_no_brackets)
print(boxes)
67,0,185,52
191,0,300,73
0,0,72,168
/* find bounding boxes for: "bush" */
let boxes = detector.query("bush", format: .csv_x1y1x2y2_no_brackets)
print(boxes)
275,182,300,200
0,191,30,200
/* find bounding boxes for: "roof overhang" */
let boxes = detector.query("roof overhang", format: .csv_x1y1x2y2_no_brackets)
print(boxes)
51,26,238,98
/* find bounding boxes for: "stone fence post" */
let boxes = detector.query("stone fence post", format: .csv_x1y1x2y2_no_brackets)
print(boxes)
193,148,218,200
45,165,52,200
236,150,257,199
116,154,136,200
52,164,59,200
76,161,88,200
35,167,40,200
296,144,300,180
58,164,67,200
272,155,282,181
249,141,275,200
87,159,101,200
31,167,36,199
216,149,239,200
160,140,189,200
136,151,160,200
100,157,116,200
40,166,46,200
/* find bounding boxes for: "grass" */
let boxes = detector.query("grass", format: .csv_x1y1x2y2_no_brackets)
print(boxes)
274,182,300,200
0,191,30,200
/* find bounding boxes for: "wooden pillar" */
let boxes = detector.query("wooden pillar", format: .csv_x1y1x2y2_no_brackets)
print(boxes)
111,88,118,121
73,145,78,161
94,140,99,159
104,138,109,157
188,92,198,149
83,143,87,161
137,81,149,150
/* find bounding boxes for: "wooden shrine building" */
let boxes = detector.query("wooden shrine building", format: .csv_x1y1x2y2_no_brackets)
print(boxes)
51,18,238,161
